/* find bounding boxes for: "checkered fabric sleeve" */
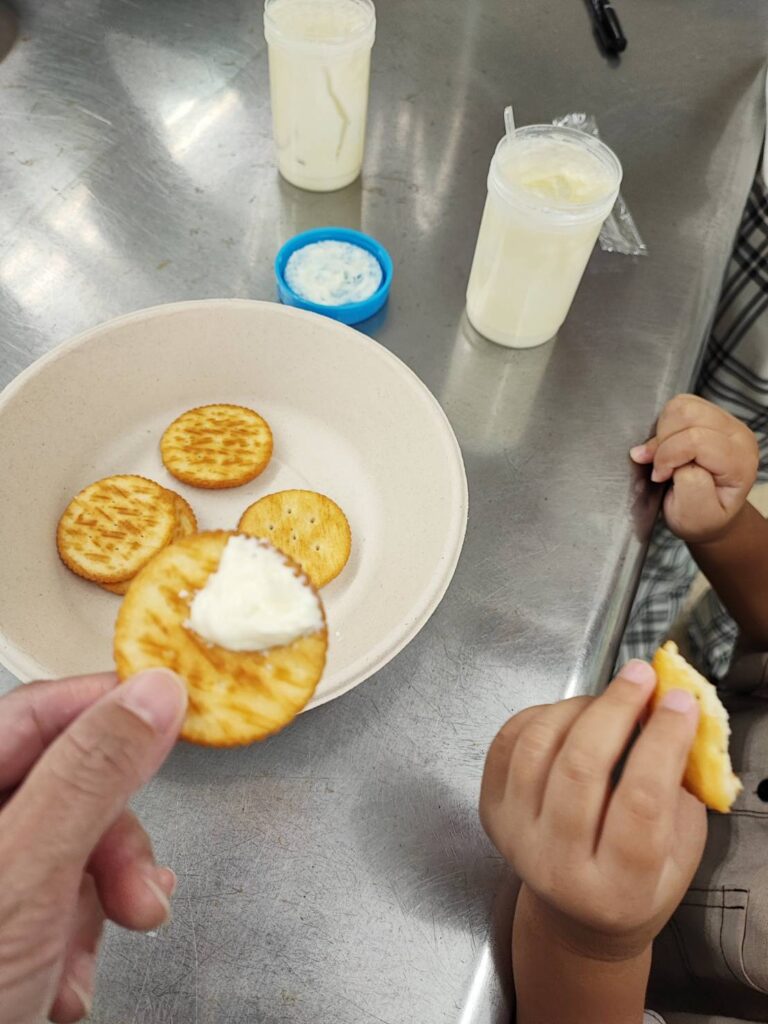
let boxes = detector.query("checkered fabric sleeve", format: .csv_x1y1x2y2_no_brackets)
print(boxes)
618,165,768,679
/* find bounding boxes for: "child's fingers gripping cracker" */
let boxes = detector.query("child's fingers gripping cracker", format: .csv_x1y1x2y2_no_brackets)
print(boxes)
57,475,177,584
238,490,351,589
114,531,327,746
651,642,742,813
160,404,273,490
101,490,198,595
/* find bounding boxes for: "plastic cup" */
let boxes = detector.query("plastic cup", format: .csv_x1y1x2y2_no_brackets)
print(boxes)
264,0,376,192
466,125,622,348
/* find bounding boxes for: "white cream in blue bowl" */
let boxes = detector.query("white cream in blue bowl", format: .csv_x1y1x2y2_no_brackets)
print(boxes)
275,227,393,325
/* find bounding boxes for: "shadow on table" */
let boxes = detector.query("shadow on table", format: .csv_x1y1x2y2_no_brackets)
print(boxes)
351,768,517,1014
0,1,18,63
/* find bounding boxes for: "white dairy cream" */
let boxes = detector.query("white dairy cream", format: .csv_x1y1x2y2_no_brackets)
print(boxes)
187,535,323,651
285,240,382,305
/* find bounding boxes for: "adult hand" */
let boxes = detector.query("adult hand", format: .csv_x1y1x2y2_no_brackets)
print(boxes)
0,669,187,1023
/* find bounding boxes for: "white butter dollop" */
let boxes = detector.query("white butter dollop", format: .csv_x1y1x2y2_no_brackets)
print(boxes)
285,240,382,306
187,535,323,651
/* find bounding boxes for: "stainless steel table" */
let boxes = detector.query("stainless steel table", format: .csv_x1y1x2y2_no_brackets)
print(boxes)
0,1,766,1020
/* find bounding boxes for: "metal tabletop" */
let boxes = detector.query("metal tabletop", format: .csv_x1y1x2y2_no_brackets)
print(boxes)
1,1,766,1021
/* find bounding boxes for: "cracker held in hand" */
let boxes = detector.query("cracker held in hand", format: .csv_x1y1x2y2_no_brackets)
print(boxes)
161,404,273,489
238,489,351,588
57,475,176,584
651,642,742,813
114,531,327,746
101,491,197,595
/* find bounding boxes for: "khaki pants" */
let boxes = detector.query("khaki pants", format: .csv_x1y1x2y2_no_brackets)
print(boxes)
648,700,768,1024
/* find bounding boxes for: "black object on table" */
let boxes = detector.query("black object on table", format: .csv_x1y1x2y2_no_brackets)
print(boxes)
587,0,627,54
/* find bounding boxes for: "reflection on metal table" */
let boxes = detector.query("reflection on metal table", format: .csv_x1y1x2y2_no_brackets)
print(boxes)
0,0,766,1020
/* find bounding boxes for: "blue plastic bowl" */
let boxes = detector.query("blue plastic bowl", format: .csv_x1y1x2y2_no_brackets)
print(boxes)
275,226,393,326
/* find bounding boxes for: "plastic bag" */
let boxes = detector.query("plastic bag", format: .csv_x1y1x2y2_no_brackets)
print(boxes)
553,112,647,256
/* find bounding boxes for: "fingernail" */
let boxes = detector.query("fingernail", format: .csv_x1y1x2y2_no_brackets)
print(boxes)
620,660,656,686
660,689,696,714
629,444,648,461
67,951,95,1017
119,669,188,731
68,978,92,1018
143,874,172,922
651,467,663,483
156,866,178,898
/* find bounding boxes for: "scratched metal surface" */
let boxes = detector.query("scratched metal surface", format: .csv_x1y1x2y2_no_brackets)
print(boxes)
0,0,766,1020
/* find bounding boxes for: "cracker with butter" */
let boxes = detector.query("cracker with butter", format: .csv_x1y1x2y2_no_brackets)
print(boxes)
114,531,327,746
238,489,351,588
161,403,273,490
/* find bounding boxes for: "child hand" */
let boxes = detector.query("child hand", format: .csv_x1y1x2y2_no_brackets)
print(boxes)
630,394,759,543
480,662,707,962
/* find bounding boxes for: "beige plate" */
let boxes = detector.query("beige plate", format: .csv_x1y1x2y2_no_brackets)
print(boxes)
0,300,468,710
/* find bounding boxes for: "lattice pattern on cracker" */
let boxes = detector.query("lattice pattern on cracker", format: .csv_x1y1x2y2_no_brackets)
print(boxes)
161,404,273,489
114,531,327,746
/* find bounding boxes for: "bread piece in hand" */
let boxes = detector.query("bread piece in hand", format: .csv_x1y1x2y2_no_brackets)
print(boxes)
651,641,742,813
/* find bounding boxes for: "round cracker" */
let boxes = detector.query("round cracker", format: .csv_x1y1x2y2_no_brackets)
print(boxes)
160,404,273,489
238,490,351,589
100,577,132,596
170,491,197,536
57,475,176,584
651,641,742,813
114,531,327,746
101,490,198,595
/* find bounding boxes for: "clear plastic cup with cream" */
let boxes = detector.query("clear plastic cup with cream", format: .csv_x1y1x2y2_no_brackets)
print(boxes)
264,0,376,192
466,125,622,348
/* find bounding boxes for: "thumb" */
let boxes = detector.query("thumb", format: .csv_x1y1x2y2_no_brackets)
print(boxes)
4,669,187,882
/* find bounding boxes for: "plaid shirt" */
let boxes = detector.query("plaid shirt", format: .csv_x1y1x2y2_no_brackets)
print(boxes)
618,165,768,681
